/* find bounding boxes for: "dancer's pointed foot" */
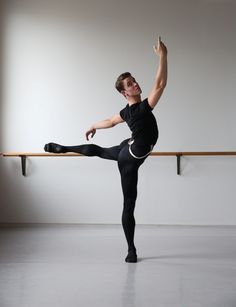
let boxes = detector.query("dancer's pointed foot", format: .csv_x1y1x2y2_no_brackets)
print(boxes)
44,142,67,154
125,250,137,263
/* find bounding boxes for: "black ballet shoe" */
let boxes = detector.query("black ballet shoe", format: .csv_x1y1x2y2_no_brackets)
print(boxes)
125,250,137,263
44,143,66,154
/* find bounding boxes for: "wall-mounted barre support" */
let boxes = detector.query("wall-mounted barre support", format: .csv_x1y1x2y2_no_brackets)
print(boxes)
1,151,236,177
176,154,182,175
20,155,26,177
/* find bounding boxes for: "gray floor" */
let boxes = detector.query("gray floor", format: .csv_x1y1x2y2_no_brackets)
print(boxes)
1,225,236,307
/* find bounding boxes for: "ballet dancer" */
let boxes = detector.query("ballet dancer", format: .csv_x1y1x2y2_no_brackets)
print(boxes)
44,37,168,262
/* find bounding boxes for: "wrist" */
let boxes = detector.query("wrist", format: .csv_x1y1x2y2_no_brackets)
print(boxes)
159,53,167,59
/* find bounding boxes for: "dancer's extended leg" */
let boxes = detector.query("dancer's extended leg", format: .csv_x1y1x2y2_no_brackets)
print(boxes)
44,142,120,161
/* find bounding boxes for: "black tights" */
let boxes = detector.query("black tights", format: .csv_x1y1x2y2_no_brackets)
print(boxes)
45,140,148,255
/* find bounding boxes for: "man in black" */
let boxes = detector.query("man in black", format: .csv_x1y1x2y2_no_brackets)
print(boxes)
44,38,168,262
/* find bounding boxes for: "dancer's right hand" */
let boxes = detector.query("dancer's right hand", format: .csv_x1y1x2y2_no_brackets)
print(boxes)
86,127,96,141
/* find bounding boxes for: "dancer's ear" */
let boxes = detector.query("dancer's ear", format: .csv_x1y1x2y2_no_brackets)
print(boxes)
121,90,128,99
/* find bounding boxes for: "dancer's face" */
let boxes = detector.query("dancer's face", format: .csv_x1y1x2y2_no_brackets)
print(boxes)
121,76,142,99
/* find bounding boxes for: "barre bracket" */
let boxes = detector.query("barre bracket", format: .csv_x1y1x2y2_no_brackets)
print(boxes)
176,154,182,175
20,155,27,177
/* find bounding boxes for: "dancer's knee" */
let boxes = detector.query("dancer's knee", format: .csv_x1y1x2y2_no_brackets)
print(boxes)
122,199,135,216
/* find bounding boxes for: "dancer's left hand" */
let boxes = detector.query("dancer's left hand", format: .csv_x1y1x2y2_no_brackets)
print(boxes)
153,37,167,56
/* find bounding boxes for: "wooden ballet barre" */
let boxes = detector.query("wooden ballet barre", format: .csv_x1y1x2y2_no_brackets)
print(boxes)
1,153,84,157
1,151,236,176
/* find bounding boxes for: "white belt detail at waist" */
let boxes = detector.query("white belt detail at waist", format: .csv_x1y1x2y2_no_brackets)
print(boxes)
128,139,153,160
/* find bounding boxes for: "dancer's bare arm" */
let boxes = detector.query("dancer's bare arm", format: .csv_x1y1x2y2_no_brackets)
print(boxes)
148,37,168,109
86,113,124,140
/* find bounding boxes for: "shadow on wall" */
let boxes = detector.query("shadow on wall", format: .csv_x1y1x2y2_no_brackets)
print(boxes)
0,2,12,223
0,2,5,179
0,2,8,222
0,3,35,224
0,1,3,152
0,2,85,224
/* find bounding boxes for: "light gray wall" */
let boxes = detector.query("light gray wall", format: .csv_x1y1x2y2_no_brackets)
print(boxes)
1,0,236,224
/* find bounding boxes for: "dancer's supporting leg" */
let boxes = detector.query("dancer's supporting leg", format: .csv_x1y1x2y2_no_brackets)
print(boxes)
118,145,145,263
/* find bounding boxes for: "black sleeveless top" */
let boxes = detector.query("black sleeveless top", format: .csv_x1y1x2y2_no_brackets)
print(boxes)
120,98,158,146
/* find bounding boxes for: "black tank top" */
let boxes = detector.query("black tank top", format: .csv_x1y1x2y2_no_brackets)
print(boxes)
120,98,159,146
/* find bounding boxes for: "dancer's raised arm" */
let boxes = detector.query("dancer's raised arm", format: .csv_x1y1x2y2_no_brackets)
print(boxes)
148,37,168,109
